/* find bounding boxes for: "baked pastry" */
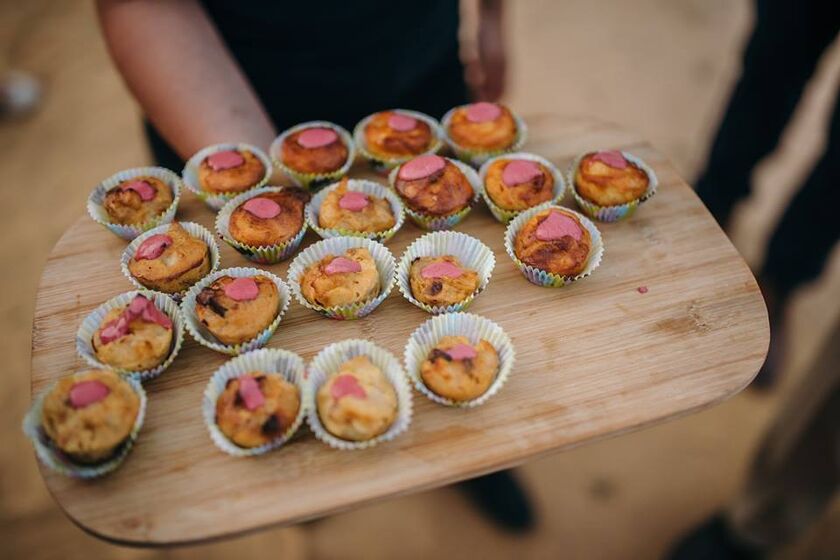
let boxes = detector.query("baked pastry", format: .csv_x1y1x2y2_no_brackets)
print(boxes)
40,369,140,464
229,188,310,247
128,223,211,293
92,294,174,371
409,256,479,307
574,150,649,206
316,356,397,441
299,247,380,308
420,336,499,402
363,111,434,159
281,126,349,175
215,373,301,448
318,178,396,233
394,155,473,216
514,208,592,276
103,176,174,225
484,158,554,211
198,149,266,194
195,275,280,345
447,102,518,152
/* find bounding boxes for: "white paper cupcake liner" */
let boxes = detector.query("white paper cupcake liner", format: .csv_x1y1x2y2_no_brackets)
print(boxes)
203,348,307,457
76,290,185,382
121,221,221,299
181,267,291,356
305,339,412,450
567,151,658,222
478,152,567,224
397,231,495,314
404,312,515,408
287,237,396,320
504,203,604,287
22,373,147,478
87,167,182,241
215,186,309,264
387,158,481,231
181,143,272,210
352,109,445,174
441,106,528,167
270,121,355,191
306,179,406,242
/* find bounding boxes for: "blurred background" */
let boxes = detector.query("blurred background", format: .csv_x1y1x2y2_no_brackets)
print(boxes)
1,0,839,558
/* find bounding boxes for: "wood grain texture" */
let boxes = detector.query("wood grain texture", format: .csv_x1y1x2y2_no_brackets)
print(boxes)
30,115,769,546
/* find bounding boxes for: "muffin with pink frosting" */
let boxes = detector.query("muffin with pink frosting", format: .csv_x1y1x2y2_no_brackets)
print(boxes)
228,188,310,248
195,275,280,345
420,336,499,402
392,155,474,218
91,294,174,371
483,157,555,211
574,150,649,207
127,222,211,294
281,126,350,175
299,247,380,308
103,176,174,225
408,256,479,308
198,148,267,194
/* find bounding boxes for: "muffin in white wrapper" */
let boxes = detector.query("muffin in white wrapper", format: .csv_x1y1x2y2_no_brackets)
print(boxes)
270,121,355,191
404,312,515,408
305,339,413,450
215,186,309,264
352,109,445,174
181,267,291,356
567,151,658,222
478,152,566,223
397,231,495,314
441,105,528,167
287,236,396,320
504,203,604,288
182,143,272,210
87,166,182,241
121,221,221,299
76,290,185,382
306,179,405,242
203,348,307,457
22,373,147,478
387,157,481,231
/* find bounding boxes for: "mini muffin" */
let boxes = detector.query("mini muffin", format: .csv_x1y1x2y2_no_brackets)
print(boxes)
40,369,140,464
409,256,479,308
447,102,518,152
574,150,649,206
318,178,395,233
363,111,434,159
103,176,174,225
195,275,280,345
229,188,310,247
514,208,592,276
91,294,174,371
198,149,266,194
281,126,350,175
215,373,301,448
420,336,499,402
393,155,473,216
128,223,211,293
316,356,397,441
484,158,554,211
299,247,380,308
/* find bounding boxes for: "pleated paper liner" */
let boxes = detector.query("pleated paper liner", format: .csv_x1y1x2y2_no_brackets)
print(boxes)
76,290,185,382
306,179,405,242
270,121,355,191
181,142,272,210
504,203,604,287
396,231,495,314
87,166,182,241
404,312,515,408
203,348,307,457
181,267,291,356
352,109,445,174
567,151,658,222
305,339,413,450
441,105,528,167
478,152,567,224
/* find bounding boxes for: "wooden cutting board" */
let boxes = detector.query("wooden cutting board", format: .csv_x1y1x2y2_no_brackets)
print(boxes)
29,115,768,546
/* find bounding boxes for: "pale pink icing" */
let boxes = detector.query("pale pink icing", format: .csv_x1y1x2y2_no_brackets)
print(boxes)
637,286,649,294
237,375,265,411
420,261,463,279
324,256,362,275
330,374,367,400
298,128,338,149
207,150,245,171
592,150,628,169
338,191,369,212
398,154,446,181
243,197,281,219
223,277,259,301
99,295,172,344
69,380,111,409
134,234,172,261
388,113,417,131
445,343,477,361
502,160,542,186
465,102,502,123
535,211,583,242
120,180,156,201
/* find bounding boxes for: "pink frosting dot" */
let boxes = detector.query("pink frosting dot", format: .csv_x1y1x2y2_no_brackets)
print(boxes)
237,375,265,411
207,150,245,171
535,210,583,241
132,295,173,329
338,191,369,212
330,374,367,400
134,234,172,261
592,150,628,169
465,102,502,123
388,113,417,131
445,343,477,361
223,277,260,301
502,160,543,186
420,261,463,279
324,256,362,275
398,154,446,181
99,315,130,344
69,380,111,409
298,128,338,149
243,197,281,219
120,180,157,201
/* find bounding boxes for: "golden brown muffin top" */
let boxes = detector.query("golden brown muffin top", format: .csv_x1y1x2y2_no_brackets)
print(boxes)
408,256,480,308
575,151,649,206
104,176,174,226
198,149,266,194
317,178,396,233
128,223,210,285
420,336,499,402
281,127,349,174
299,247,381,308
484,158,554,211
514,209,592,277
447,102,518,151
229,188,310,247
363,111,434,159
394,155,473,216
195,275,280,346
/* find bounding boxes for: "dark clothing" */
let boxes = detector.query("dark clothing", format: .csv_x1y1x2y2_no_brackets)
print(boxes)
694,0,840,297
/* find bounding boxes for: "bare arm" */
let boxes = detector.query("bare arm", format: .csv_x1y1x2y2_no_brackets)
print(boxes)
96,0,276,160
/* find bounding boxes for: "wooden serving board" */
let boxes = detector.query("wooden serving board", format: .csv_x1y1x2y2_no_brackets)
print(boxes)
30,115,768,546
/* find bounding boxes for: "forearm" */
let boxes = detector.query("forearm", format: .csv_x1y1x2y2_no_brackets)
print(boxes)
96,0,276,160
